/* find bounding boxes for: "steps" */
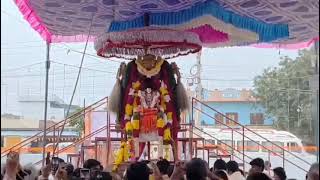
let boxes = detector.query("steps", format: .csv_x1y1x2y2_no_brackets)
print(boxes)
2,96,311,177
190,97,310,173
1,97,108,157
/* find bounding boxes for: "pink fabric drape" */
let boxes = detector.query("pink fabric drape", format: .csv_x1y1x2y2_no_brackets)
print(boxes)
187,25,229,43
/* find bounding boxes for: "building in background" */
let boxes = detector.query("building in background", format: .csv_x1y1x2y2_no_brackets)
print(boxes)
1,117,79,153
200,88,273,126
18,95,79,121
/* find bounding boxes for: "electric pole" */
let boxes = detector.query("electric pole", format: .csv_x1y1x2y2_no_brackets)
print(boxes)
310,41,319,162
195,51,203,127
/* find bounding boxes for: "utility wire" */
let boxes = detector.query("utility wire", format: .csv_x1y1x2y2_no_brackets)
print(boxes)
50,61,116,74
1,40,44,45
1,62,44,72
56,44,122,63
1,45,46,49
1,9,28,25
53,13,95,155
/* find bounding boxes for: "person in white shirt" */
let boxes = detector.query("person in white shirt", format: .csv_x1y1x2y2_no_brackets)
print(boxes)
226,161,245,180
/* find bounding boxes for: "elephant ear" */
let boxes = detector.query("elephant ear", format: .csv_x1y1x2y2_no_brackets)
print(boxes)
170,62,190,113
108,62,126,113
176,78,190,113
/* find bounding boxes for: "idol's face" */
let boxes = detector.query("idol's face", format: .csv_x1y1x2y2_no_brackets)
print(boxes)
141,59,157,70
138,54,158,70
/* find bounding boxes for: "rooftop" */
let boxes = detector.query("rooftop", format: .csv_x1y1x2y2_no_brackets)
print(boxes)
204,88,259,102
18,94,65,104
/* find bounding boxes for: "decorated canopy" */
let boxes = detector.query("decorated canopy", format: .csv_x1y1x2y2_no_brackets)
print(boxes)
16,0,318,49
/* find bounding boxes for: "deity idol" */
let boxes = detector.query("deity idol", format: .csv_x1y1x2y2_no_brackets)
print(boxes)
109,54,189,167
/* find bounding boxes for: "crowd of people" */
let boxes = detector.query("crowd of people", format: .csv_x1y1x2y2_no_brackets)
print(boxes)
1,152,319,180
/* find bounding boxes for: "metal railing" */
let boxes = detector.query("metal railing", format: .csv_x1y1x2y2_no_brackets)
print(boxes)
1,97,108,157
190,126,252,165
191,97,309,172
33,125,108,166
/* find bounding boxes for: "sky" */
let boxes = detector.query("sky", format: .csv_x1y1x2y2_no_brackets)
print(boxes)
1,0,301,115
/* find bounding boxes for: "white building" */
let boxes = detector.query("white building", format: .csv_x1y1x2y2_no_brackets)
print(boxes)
18,95,78,121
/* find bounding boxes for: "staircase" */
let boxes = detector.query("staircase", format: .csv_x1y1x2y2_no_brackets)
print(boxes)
1,97,108,158
189,97,312,176
1,97,313,178
32,125,109,167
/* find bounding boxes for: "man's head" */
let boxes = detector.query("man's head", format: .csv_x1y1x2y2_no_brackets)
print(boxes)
247,172,271,180
51,157,65,175
249,158,265,174
307,163,319,180
226,161,239,175
214,170,228,180
213,159,227,171
273,167,286,180
65,163,74,176
83,159,102,179
186,158,207,180
126,162,150,180
156,159,170,175
83,159,101,170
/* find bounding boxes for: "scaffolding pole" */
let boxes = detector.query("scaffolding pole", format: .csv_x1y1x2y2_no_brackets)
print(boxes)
314,41,319,162
42,42,51,166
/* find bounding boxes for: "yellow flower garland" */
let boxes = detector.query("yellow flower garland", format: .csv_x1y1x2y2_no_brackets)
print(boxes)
159,86,169,96
112,141,129,171
132,119,139,130
125,104,133,117
163,128,171,141
157,118,165,128
132,81,141,90
167,112,173,123
164,145,170,160
125,121,133,135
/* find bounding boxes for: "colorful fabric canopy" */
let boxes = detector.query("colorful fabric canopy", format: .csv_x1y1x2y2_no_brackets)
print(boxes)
15,0,318,49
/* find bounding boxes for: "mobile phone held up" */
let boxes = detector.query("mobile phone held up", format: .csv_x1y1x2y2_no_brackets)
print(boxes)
80,168,91,179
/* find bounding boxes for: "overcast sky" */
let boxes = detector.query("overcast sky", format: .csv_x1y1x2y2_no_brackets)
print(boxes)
1,0,301,115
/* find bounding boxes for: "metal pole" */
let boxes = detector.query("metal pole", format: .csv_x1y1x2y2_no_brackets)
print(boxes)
42,42,50,166
83,99,86,138
242,127,245,172
316,90,319,162
231,130,234,160
282,149,285,168
203,139,205,160
190,99,194,160
314,41,319,162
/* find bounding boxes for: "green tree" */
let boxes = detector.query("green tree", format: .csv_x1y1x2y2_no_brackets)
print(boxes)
253,49,316,142
68,107,85,134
